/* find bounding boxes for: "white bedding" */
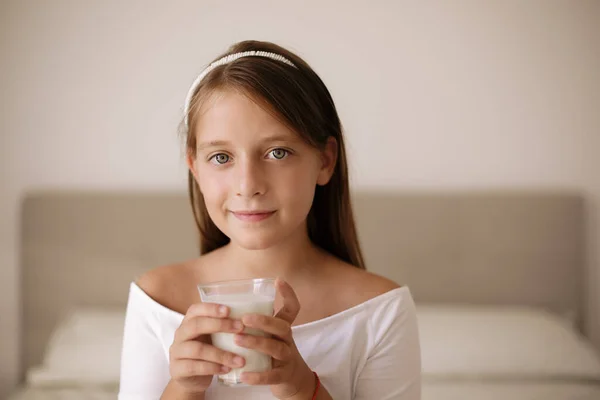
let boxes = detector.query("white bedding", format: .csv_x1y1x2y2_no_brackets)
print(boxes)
17,304,600,400
7,386,117,400
9,381,600,400
423,379,600,400
13,308,124,400
418,304,600,400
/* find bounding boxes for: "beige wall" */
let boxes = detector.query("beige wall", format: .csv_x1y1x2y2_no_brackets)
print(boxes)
586,127,600,348
1,0,599,396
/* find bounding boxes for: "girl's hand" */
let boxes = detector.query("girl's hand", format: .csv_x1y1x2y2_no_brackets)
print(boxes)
168,303,246,395
234,278,317,399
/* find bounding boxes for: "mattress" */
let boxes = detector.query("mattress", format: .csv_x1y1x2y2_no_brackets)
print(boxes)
7,386,117,400
9,381,600,400
423,379,600,400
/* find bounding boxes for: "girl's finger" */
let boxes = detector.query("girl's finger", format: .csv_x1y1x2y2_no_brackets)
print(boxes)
234,334,292,361
172,340,246,369
185,302,230,320
175,316,244,341
241,313,292,342
172,359,231,379
240,367,285,385
274,278,300,324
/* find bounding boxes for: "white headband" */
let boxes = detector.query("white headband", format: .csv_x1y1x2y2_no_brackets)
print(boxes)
183,50,297,127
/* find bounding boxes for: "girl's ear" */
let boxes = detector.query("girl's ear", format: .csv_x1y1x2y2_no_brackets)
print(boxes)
187,150,200,182
317,136,338,186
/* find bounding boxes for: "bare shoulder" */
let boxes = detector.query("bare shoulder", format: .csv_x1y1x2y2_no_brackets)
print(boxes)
135,259,201,315
325,257,401,309
346,266,401,300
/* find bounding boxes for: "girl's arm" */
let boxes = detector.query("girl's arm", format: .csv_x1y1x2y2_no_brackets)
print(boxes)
354,291,422,400
286,369,333,400
120,281,240,399
160,380,205,400
119,283,173,399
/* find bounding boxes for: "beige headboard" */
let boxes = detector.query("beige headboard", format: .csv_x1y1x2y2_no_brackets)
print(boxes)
19,190,585,379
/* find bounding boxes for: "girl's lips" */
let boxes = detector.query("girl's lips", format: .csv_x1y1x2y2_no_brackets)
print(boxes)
231,211,276,222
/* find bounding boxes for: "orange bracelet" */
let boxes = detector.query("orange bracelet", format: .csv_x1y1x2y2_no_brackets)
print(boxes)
311,371,321,400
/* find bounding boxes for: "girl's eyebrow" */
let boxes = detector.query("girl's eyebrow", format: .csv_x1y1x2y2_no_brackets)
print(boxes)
258,134,300,144
197,140,229,151
197,134,299,151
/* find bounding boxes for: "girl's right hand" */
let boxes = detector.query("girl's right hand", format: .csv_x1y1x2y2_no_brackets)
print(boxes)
168,303,247,395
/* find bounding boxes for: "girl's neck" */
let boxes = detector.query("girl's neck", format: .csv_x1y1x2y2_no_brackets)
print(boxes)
220,226,324,283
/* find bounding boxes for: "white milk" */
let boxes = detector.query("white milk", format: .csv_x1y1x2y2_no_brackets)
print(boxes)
209,294,275,385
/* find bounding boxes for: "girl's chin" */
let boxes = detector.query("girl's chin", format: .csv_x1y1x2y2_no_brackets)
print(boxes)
230,233,280,251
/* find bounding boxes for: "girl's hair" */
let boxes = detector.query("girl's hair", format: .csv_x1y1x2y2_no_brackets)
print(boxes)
182,40,365,269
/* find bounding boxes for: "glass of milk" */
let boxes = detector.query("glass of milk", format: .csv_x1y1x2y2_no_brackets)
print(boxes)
197,277,276,386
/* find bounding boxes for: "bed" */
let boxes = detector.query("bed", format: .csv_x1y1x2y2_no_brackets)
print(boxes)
12,190,600,399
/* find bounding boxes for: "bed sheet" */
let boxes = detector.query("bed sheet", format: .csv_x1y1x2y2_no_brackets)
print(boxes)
423,379,600,400
7,386,117,400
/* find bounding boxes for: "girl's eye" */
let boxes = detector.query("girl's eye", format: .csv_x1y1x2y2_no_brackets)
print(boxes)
210,153,230,165
268,148,289,160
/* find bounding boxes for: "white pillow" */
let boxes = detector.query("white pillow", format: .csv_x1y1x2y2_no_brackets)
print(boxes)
416,304,600,380
27,307,126,387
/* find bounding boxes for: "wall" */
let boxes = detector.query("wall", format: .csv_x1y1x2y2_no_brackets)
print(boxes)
1,0,599,396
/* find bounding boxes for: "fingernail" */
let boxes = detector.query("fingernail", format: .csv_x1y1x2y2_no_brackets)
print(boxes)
221,366,231,373
219,306,228,316
234,356,244,366
233,321,243,330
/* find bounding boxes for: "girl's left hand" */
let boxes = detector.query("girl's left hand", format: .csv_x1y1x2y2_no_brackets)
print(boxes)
234,278,316,399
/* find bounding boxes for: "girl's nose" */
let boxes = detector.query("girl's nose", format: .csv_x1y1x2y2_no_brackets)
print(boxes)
234,158,266,198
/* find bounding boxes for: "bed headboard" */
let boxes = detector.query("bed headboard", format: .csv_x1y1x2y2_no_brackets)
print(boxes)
19,190,585,378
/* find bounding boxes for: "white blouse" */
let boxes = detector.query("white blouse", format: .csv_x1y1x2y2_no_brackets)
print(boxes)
119,282,421,399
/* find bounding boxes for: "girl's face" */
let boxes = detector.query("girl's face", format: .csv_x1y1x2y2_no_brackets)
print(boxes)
188,89,336,250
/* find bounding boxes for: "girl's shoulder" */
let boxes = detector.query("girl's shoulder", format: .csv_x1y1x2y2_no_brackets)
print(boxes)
135,253,218,316
320,257,403,317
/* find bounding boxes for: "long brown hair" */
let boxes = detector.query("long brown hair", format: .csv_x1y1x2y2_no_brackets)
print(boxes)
182,40,365,269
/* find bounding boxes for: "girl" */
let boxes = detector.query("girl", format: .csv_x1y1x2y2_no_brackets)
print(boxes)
119,40,421,400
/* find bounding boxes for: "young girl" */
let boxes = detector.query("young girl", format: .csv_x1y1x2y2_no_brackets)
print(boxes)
119,40,421,400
